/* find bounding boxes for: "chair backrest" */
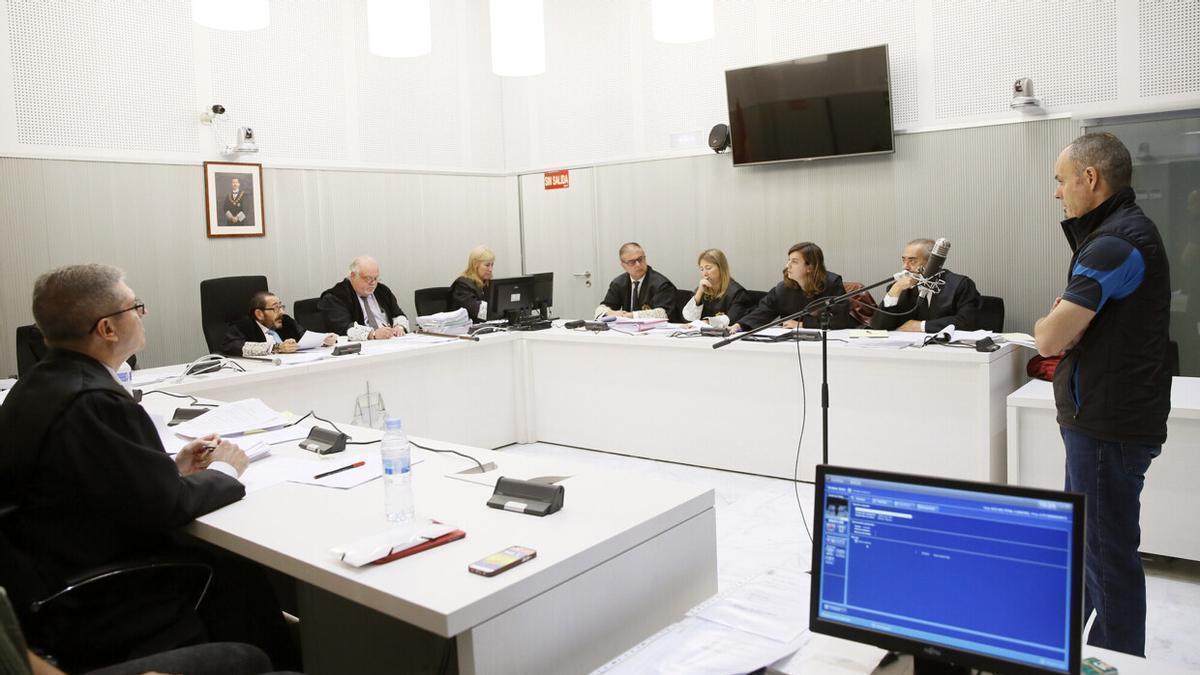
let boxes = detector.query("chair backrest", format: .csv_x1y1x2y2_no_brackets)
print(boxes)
199,276,268,353
744,289,767,308
414,287,450,317
672,289,693,323
978,295,1005,333
15,324,47,378
293,298,325,333
843,281,879,327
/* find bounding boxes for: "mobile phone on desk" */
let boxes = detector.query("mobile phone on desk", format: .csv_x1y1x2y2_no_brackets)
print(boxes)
468,546,536,577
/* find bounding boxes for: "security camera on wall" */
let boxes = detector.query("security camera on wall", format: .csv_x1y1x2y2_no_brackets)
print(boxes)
1011,78,1043,112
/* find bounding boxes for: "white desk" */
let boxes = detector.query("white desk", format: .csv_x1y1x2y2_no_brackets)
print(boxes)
141,397,716,675
1006,377,1200,561
147,329,1027,484
522,330,1026,482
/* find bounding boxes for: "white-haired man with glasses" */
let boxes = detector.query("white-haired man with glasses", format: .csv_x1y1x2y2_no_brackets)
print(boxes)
0,264,299,668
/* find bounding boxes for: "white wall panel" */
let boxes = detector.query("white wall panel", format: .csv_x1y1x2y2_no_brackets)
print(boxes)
1139,0,1200,98
0,158,519,377
931,1,1119,119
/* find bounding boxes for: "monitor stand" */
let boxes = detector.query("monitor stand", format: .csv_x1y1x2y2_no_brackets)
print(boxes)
872,653,973,675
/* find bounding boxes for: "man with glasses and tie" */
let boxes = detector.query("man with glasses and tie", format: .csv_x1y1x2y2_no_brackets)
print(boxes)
0,264,298,668
221,290,335,357
317,255,410,340
596,242,678,320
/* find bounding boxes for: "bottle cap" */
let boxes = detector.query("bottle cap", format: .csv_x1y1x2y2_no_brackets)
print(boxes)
384,418,403,430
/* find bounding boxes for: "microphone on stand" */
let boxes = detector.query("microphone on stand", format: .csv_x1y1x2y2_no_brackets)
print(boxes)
917,238,951,303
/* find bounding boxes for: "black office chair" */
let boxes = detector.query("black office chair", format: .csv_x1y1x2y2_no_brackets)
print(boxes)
671,288,694,323
978,295,1005,332
0,503,212,670
1167,340,1180,377
414,287,450,317
16,324,135,378
199,276,268,354
744,289,768,308
293,297,325,333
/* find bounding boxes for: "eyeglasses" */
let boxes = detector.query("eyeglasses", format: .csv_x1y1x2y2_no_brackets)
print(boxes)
620,256,646,266
262,303,286,313
90,300,146,333
358,275,380,283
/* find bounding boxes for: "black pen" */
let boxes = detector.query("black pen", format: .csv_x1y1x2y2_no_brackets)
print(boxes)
313,461,366,480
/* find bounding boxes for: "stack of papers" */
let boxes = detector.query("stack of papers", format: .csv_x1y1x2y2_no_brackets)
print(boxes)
607,317,668,334
172,398,290,438
331,518,462,567
416,308,472,335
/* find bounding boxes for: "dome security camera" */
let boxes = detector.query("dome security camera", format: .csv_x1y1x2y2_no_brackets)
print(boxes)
200,104,227,125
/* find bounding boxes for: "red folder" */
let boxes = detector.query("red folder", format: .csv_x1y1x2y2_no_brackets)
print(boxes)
370,529,466,565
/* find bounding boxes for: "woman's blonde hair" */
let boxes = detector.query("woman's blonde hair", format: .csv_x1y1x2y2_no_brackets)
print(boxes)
697,248,732,301
461,245,495,288
782,241,827,294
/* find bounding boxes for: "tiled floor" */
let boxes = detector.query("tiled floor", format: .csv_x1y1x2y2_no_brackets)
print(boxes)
502,442,1200,672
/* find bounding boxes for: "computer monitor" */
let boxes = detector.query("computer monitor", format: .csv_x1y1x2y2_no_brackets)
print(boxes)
810,465,1084,675
487,275,536,320
531,272,553,317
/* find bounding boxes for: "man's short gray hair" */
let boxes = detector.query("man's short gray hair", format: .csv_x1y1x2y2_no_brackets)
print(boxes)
349,256,377,276
618,242,643,258
1066,132,1132,190
32,264,125,342
906,238,935,256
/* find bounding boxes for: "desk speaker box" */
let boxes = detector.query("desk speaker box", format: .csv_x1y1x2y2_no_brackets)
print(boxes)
301,427,348,455
332,342,361,356
168,407,209,426
487,477,564,516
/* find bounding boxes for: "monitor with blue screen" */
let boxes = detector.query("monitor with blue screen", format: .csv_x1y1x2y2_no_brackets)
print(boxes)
809,465,1084,675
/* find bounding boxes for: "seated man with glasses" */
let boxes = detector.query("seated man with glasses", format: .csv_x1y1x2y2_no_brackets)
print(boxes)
317,255,410,340
870,238,982,332
0,264,298,669
595,242,678,320
221,290,336,357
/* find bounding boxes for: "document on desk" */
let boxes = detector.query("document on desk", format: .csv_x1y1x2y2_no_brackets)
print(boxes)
296,330,330,351
171,398,290,438
287,453,383,489
0,378,16,391
238,456,318,494
443,461,570,488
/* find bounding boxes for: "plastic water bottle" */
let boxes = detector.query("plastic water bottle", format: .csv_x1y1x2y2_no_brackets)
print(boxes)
381,418,414,522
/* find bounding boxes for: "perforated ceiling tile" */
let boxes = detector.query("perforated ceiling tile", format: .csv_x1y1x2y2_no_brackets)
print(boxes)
769,0,920,128
1140,0,1200,97
7,0,198,152
208,0,349,161
932,1,1118,118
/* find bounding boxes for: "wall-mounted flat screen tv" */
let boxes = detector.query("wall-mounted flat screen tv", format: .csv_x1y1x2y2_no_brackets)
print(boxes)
725,44,894,166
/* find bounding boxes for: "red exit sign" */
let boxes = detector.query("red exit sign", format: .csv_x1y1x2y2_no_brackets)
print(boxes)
544,170,569,190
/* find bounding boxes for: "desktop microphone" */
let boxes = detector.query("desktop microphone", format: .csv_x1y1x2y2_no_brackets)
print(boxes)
917,238,951,303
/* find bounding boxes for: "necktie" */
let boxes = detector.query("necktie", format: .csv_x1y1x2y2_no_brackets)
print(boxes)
267,329,282,344
362,296,380,328
631,281,641,311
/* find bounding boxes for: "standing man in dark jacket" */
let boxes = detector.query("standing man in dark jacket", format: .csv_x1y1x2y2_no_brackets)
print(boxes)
1035,132,1172,657
870,238,982,332
318,255,410,341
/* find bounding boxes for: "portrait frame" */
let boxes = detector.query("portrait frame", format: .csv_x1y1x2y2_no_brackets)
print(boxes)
204,161,266,238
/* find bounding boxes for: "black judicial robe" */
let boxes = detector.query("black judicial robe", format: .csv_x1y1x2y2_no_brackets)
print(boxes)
0,349,245,665
317,278,408,335
447,276,488,323
220,314,308,356
691,279,755,324
736,273,854,331
869,269,982,333
600,267,678,315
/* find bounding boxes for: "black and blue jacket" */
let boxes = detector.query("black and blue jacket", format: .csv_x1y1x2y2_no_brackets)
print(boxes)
1053,187,1172,445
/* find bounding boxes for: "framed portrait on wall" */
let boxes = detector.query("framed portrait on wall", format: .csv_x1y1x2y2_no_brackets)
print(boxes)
204,161,265,237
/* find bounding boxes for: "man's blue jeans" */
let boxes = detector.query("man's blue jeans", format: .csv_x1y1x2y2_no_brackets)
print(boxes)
1061,426,1161,656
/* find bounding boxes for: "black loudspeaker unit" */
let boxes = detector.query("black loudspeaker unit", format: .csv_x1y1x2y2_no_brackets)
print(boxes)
709,123,731,153
487,476,565,516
